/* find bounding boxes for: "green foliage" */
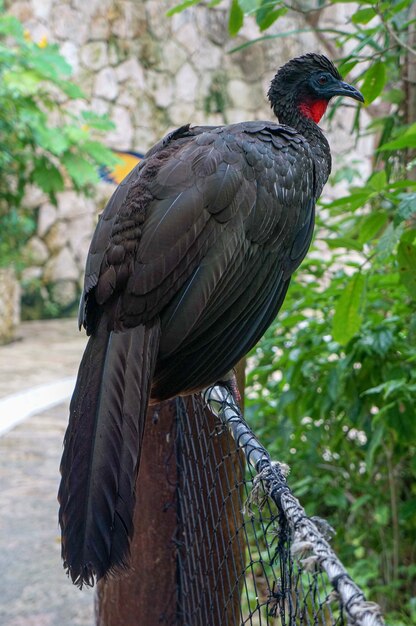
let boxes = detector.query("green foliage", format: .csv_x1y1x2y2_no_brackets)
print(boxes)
165,0,416,620
0,8,117,267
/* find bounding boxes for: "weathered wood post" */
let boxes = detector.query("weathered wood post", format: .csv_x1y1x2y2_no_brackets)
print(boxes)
96,364,245,625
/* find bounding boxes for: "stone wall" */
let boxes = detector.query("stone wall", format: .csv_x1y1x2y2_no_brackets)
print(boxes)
0,269,21,344
8,0,368,316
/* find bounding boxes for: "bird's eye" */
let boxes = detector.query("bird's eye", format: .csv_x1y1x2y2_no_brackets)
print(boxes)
318,75,328,85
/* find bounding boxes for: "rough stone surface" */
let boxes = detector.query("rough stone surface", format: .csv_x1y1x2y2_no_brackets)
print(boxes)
49,280,78,307
0,268,21,344
153,79,174,109
44,248,79,283
80,41,108,71
107,105,134,149
32,0,53,20
175,63,199,103
160,40,188,75
12,0,370,308
44,222,68,254
115,58,145,89
37,203,57,238
56,191,95,219
228,78,266,112
89,15,111,40
94,67,119,101
112,1,147,39
50,5,89,45
23,237,49,265
60,41,79,74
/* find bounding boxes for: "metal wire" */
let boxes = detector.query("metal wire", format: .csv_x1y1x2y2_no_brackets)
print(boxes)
169,387,386,626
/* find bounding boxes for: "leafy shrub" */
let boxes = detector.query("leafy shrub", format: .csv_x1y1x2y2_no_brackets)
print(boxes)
0,6,117,268
168,0,416,620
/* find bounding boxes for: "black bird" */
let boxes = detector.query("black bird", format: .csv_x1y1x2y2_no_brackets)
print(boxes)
58,53,364,587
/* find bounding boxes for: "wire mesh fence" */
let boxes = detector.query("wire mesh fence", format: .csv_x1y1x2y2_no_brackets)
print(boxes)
169,387,385,626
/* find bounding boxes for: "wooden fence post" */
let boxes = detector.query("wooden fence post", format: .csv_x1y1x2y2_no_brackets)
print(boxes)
96,365,245,625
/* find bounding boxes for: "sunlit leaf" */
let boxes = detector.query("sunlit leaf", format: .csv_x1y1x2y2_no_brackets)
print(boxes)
333,272,366,344
31,158,64,194
34,126,69,155
379,123,416,151
337,58,359,77
256,5,287,31
61,153,98,187
352,7,376,23
229,0,244,36
376,222,404,259
397,193,416,222
359,62,386,104
323,236,363,251
358,212,388,244
165,0,202,16
368,170,387,192
397,240,416,297
81,140,119,166
81,111,115,131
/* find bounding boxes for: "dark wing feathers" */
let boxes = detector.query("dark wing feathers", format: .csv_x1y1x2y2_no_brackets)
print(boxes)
58,316,161,586
80,120,315,393
153,263,290,400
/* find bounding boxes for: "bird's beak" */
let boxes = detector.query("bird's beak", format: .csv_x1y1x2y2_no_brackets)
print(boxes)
332,80,364,103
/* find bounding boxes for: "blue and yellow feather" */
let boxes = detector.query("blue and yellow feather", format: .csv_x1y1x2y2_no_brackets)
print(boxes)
100,150,144,185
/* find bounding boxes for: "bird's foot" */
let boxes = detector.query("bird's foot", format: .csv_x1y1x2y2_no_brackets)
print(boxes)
217,370,241,407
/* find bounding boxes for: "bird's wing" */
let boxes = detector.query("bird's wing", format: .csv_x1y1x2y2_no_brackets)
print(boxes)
151,123,316,397
79,125,193,332
80,122,316,349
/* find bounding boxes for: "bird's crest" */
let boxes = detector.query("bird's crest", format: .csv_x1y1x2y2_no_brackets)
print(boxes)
274,53,342,84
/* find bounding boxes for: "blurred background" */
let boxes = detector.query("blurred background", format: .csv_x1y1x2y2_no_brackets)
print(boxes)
0,0,415,624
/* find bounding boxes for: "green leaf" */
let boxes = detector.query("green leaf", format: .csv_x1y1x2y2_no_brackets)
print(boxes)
332,272,366,344
397,240,416,297
323,236,363,252
31,158,64,194
337,58,359,78
229,0,244,36
0,14,24,38
34,126,69,155
256,5,287,31
397,193,416,222
359,62,386,104
165,0,202,16
358,212,388,244
378,123,416,151
61,153,98,187
81,111,115,131
81,140,119,166
57,79,85,99
376,222,404,259
363,378,407,399
368,170,386,192
28,47,72,79
323,191,371,212
65,125,89,142
352,7,376,23
3,68,41,95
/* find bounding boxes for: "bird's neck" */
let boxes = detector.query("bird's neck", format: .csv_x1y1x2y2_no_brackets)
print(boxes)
274,99,332,198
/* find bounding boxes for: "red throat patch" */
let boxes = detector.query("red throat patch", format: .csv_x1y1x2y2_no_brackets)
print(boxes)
298,99,328,123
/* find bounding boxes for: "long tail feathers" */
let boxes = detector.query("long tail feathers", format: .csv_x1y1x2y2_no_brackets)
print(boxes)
58,315,161,588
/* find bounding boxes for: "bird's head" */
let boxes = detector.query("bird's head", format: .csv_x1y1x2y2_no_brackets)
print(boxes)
268,53,364,125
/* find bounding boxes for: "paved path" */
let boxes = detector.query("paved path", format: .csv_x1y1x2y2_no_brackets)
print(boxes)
0,320,94,626
0,319,87,398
